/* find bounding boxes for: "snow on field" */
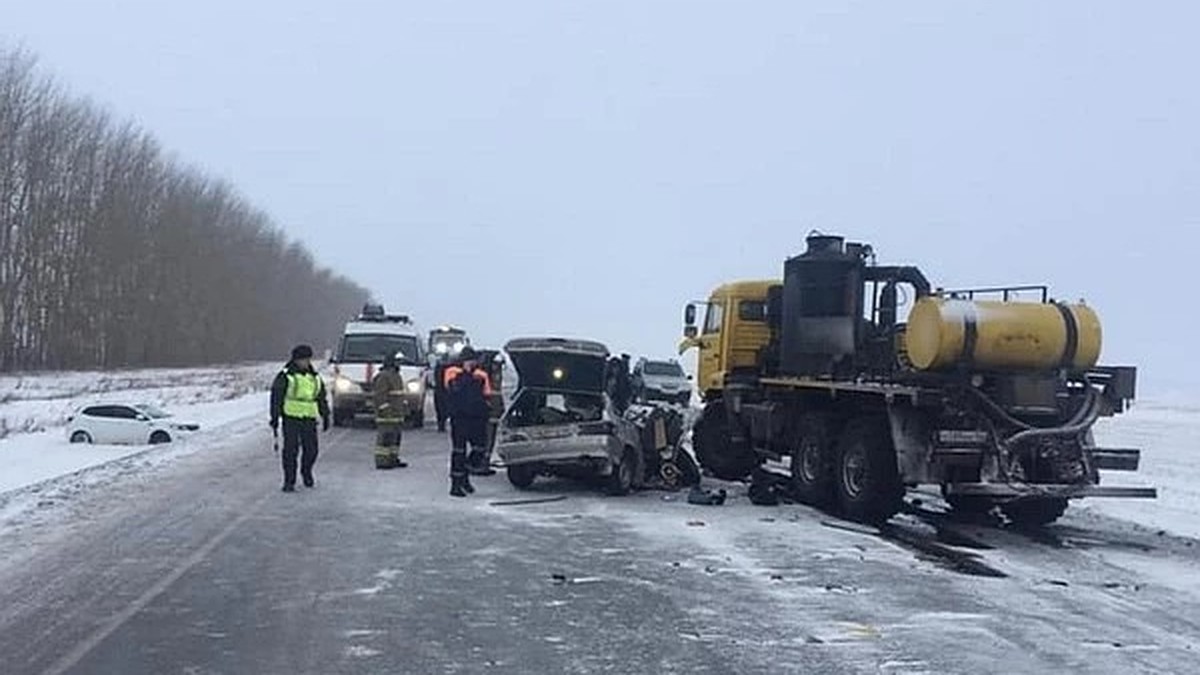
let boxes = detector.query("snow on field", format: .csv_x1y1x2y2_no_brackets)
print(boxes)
0,363,277,439
0,363,279,498
1089,397,1200,538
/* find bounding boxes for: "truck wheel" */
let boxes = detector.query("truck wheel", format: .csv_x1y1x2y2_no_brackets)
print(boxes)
607,447,637,496
507,464,537,489
790,413,835,507
1002,498,1068,527
693,401,757,481
835,417,903,524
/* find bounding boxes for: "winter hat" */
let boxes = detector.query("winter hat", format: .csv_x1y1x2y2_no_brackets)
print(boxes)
291,344,315,360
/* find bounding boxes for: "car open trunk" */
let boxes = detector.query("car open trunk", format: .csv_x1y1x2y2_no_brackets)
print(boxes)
504,337,610,393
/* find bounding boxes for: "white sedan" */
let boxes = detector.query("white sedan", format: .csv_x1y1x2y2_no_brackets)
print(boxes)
66,403,200,445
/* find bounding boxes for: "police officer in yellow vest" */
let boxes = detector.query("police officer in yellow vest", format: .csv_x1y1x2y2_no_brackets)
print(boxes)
269,344,331,492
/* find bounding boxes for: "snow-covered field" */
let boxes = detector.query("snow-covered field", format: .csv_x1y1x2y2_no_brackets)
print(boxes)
0,363,278,498
1089,399,1200,538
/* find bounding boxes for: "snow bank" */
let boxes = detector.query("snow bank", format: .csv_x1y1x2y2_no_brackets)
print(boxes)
1088,398,1200,538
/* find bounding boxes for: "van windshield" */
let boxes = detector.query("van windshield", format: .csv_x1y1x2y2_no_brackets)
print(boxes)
339,334,421,365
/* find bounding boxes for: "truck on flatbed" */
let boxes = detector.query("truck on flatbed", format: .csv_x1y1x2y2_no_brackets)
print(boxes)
679,233,1154,525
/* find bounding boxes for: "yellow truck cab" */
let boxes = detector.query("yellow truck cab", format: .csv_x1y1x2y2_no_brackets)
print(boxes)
678,280,777,398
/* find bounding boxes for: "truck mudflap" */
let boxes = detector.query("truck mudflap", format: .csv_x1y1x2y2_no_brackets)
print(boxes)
944,484,1158,500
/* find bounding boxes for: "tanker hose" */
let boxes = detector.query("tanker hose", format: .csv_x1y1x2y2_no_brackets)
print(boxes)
1003,387,1101,449
968,386,1034,431
969,376,1096,432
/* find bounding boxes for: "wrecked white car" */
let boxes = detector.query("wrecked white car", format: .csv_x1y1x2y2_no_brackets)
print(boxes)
496,337,643,495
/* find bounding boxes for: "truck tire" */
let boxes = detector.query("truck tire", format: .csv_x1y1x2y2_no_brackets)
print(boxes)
507,464,537,489
790,413,835,507
606,447,637,496
834,417,903,524
1002,498,1068,527
693,401,757,481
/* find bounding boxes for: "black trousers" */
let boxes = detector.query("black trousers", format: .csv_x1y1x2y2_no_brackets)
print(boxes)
450,416,488,477
282,417,319,486
434,389,450,429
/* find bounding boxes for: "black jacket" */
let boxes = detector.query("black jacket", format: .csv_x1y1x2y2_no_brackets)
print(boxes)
445,366,491,419
270,361,331,425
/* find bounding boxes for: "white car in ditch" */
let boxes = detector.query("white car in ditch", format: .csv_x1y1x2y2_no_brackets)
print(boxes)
66,403,200,445
496,337,643,495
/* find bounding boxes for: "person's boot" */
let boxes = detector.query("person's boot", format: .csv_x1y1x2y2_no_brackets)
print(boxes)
282,483,296,493
449,475,467,498
302,472,314,488
463,473,476,494
395,456,409,468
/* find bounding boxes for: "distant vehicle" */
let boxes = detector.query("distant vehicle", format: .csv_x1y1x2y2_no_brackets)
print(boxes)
330,304,428,427
66,403,200,445
631,357,692,405
427,325,470,361
496,337,642,494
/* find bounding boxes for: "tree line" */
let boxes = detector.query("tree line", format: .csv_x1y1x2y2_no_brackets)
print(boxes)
0,48,369,371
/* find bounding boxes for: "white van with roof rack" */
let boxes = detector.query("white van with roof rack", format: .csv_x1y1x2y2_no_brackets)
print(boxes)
330,304,428,427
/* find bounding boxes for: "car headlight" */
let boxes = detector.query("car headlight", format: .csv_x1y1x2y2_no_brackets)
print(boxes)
335,377,360,394
452,341,466,353
406,380,423,393
435,343,449,355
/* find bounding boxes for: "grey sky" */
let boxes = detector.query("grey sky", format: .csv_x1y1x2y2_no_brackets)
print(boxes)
4,1,1196,393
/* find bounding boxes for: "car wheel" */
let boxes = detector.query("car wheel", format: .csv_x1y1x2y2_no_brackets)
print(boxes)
507,464,537,490
70,430,92,444
149,430,172,445
606,447,637,496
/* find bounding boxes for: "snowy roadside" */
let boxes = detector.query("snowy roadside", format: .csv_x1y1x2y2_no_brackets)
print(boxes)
0,363,279,499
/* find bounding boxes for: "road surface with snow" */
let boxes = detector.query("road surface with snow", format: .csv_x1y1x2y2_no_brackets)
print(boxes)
1,412,1198,674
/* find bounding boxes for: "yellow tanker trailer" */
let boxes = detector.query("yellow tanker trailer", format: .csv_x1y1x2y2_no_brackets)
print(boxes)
679,233,1153,525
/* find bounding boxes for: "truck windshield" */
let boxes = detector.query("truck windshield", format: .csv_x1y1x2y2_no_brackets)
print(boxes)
644,362,683,376
339,334,421,365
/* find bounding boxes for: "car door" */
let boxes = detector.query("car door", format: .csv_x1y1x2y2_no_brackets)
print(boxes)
109,405,147,444
81,406,124,443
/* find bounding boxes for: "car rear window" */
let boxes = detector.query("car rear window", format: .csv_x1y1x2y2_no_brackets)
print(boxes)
644,362,683,376
506,390,604,428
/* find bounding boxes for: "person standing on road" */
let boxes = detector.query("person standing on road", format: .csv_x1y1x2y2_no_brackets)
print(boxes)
269,344,331,492
443,346,494,497
372,352,409,470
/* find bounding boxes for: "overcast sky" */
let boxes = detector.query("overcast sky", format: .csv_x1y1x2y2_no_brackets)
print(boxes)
4,1,1196,394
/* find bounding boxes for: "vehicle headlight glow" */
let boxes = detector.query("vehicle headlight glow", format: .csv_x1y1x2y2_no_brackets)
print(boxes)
552,367,565,380
335,376,359,393
435,342,449,355
452,341,466,353
406,380,423,393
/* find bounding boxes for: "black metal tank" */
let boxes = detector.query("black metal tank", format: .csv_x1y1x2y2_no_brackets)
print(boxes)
780,234,866,376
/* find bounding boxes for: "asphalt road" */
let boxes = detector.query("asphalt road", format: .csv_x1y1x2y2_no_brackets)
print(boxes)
1,422,1199,674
